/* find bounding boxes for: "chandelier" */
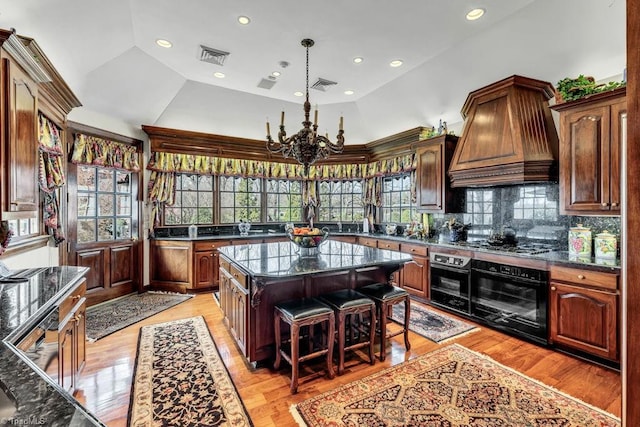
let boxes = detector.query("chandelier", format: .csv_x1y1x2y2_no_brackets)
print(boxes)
266,39,345,174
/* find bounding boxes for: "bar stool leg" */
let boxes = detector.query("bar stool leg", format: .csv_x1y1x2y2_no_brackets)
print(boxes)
290,323,300,394
327,312,336,379
403,297,411,351
336,310,346,375
368,306,376,365
273,311,282,370
379,301,388,361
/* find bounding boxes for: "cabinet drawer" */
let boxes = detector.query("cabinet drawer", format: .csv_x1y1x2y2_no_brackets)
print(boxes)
378,240,401,251
358,237,378,248
400,242,428,257
59,280,87,320
230,264,248,288
219,258,231,273
194,240,231,251
550,266,618,291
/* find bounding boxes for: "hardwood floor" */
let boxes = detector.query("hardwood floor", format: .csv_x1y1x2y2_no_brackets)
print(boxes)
75,293,621,426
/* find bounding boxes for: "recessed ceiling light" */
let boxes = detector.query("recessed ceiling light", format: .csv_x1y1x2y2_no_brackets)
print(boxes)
353,57,363,64
344,90,355,95
272,71,281,77
389,60,403,68
294,91,304,97
466,8,485,20
238,16,251,25
214,72,225,78
156,39,172,48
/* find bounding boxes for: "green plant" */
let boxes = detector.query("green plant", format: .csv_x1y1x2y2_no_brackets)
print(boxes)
556,75,625,102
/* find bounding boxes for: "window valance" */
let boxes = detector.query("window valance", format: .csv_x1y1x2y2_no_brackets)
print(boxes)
72,133,140,172
146,151,415,180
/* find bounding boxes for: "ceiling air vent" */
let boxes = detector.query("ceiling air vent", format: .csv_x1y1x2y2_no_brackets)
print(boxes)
199,45,230,66
257,77,277,90
311,78,337,92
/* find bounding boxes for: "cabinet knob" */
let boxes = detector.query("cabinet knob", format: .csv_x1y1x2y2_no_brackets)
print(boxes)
577,274,585,280
601,202,608,207
71,295,81,301
551,286,556,291
611,202,619,207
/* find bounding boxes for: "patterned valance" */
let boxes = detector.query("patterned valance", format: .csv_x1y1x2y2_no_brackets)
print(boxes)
38,113,66,244
72,133,141,172
146,151,415,180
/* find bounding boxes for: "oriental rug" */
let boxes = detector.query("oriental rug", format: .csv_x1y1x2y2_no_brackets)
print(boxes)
128,316,252,427
86,291,193,341
392,301,478,343
292,344,620,427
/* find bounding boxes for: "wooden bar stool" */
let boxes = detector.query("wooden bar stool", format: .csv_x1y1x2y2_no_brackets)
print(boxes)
318,289,376,375
273,297,335,394
357,283,411,361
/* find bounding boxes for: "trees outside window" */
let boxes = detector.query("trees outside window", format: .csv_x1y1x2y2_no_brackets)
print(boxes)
318,180,364,223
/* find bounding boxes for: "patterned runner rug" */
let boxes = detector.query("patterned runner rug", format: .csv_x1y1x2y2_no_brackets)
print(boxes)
292,343,620,426
128,316,252,426
86,291,193,341
392,301,478,343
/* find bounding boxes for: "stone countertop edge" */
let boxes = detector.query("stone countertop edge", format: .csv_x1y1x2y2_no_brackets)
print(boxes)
153,232,621,271
0,267,104,427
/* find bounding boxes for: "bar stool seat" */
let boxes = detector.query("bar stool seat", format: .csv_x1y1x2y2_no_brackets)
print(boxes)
357,283,411,361
318,289,376,375
273,297,335,394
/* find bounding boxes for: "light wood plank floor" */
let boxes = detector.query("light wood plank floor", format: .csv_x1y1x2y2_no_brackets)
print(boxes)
74,293,621,426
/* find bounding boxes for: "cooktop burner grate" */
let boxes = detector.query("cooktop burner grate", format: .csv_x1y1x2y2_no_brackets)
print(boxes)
453,241,558,255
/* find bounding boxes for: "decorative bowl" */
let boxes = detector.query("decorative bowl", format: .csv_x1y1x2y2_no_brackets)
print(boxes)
287,227,329,249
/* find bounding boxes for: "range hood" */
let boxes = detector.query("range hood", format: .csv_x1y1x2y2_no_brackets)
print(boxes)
448,75,559,187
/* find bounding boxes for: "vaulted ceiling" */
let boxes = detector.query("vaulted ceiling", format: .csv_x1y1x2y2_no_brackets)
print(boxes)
0,0,626,144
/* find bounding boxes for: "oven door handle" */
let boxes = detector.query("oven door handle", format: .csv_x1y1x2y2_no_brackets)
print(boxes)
470,268,546,286
431,264,470,275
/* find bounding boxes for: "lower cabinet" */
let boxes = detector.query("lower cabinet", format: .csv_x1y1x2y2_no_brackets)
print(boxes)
399,242,429,300
549,266,619,362
219,259,248,356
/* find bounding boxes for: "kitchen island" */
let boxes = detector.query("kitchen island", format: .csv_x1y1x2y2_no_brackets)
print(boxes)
217,240,412,363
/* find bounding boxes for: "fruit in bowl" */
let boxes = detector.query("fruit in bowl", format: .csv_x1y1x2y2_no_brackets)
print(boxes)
287,227,329,248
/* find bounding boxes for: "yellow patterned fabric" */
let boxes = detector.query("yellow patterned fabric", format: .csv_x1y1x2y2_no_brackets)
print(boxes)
38,114,66,244
72,134,140,172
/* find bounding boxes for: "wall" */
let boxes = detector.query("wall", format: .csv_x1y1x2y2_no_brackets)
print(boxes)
1,244,59,269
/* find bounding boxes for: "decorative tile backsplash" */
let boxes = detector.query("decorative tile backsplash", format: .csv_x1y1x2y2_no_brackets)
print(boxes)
431,183,621,250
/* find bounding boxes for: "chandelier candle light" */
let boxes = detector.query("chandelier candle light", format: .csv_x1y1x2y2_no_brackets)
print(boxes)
266,39,345,174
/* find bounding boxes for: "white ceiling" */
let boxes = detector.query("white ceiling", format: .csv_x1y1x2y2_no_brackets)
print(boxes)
0,0,626,144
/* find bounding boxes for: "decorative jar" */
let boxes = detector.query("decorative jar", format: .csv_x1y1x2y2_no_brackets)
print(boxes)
594,230,617,259
568,224,592,257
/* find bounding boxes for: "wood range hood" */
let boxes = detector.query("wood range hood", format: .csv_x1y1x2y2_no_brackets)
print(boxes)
448,75,559,187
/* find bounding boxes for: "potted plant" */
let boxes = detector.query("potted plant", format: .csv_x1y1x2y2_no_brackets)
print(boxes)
442,218,471,242
555,75,625,103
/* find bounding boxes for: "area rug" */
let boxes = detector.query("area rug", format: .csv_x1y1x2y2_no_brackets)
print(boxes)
86,291,193,341
292,343,620,427
128,316,253,426
392,301,479,343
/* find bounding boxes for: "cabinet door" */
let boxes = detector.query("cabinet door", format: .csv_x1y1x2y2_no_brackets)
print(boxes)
74,301,87,376
58,318,75,392
560,105,610,213
549,282,618,361
608,99,626,213
194,250,216,288
4,58,39,212
402,255,429,299
416,144,444,211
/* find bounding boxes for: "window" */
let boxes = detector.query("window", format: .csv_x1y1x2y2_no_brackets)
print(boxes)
381,175,416,223
266,179,303,222
513,185,558,221
318,180,364,222
219,176,261,223
77,165,133,243
7,217,39,241
165,174,214,225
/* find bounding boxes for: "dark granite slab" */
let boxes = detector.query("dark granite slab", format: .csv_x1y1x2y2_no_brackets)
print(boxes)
218,240,413,278
0,266,103,426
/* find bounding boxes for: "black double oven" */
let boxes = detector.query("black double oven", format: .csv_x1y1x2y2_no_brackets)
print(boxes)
430,249,549,345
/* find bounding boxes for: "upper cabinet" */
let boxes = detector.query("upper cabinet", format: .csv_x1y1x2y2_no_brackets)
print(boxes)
551,87,626,215
413,134,464,213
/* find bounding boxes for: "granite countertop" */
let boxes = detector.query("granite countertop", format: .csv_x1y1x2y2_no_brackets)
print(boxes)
0,266,103,426
218,240,412,278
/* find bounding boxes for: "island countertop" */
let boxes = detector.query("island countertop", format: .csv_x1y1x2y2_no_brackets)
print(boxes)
217,240,413,278
0,266,102,426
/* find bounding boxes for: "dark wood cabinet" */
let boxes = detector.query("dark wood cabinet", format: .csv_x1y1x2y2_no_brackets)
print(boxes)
413,134,464,213
552,87,626,215
218,258,248,356
549,266,619,362
398,242,429,300
193,240,231,289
